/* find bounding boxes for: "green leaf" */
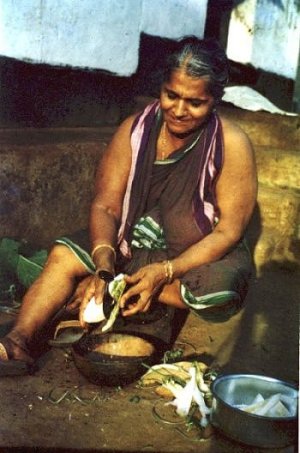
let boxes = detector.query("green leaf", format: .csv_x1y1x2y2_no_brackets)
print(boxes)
16,255,44,288
27,249,48,267
0,237,48,298
0,238,22,273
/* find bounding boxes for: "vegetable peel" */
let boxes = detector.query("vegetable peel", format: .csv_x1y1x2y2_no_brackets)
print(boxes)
164,366,211,426
101,274,126,332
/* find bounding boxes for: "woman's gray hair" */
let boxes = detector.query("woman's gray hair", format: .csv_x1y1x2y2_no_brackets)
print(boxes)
162,36,229,100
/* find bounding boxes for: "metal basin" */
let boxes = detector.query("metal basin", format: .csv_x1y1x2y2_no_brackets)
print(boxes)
210,373,298,448
72,332,158,386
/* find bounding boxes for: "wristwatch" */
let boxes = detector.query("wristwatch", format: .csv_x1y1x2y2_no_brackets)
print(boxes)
95,269,114,282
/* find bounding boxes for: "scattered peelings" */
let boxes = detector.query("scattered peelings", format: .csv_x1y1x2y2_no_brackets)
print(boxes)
166,367,196,417
195,362,210,393
140,361,207,387
191,382,211,427
164,365,211,426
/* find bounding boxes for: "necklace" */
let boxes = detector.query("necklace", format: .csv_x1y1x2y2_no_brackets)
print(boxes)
160,122,168,160
159,122,202,160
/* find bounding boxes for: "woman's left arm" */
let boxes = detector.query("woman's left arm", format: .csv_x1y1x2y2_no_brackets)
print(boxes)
172,117,257,276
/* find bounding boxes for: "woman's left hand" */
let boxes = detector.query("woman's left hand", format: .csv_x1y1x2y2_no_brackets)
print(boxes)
119,263,166,316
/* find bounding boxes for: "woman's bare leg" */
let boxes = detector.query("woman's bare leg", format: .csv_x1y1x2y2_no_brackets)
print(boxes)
4,245,89,360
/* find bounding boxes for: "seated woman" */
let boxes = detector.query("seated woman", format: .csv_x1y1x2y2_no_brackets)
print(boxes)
0,36,257,373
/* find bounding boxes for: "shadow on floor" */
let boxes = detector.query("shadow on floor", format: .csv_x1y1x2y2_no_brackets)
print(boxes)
218,260,299,384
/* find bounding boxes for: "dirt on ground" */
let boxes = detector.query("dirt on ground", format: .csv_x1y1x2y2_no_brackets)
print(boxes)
0,261,298,453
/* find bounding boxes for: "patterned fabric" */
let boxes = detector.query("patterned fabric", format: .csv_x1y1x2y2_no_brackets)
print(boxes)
131,215,167,250
56,236,95,273
118,102,160,257
117,100,223,258
56,101,253,322
181,287,238,310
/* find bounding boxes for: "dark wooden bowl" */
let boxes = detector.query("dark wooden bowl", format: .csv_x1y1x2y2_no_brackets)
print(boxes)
72,332,158,386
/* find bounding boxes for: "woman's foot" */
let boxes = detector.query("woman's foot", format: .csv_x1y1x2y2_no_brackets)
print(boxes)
0,336,34,376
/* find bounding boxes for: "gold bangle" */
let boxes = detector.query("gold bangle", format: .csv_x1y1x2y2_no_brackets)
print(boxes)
167,260,174,283
91,243,116,262
163,260,174,284
163,261,169,281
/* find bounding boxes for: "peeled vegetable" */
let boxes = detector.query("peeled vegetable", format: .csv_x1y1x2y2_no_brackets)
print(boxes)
140,361,213,428
83,297,105,323
83,273,126,330
236,393,298,417
165,366,211,427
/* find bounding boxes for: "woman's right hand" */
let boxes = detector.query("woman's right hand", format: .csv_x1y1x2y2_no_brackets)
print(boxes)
79,275,107,328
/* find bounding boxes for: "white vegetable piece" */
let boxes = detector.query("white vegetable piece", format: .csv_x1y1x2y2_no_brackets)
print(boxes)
241,393,298,417
83,273,126,327
165,366,211,426
269,401,291,417
254,394,281,416
280,395,298,417
235,393,264,411
168,366,197,417
83,297,106,323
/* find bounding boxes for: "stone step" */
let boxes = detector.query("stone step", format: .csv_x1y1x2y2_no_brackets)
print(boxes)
0,140,106,246
249,184,300,268
0,123,299,270
219,105,300,150
254,146,300,191
252,228,299,273
0,127,115,146
257,184,300,238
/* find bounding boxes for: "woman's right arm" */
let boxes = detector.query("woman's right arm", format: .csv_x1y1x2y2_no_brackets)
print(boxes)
79,114,135,325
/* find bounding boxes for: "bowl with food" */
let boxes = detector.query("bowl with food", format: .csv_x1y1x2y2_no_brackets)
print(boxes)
210,373,298,448
72,332,158,386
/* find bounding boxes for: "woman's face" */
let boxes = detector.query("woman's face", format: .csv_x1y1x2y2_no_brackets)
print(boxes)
160,69,216,136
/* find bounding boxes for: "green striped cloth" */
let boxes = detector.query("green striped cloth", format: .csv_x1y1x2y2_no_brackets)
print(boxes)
56,216,240,315
131,216,238,312
131,215,167,250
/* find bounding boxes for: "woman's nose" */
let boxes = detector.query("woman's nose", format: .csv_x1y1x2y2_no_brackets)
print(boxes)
173,100,187,117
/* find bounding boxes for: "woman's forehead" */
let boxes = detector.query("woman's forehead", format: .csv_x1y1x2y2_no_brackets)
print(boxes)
164,70,212,99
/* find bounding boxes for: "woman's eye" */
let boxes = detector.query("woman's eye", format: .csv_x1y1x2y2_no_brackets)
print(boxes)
167,92,176,100
190,100,202,107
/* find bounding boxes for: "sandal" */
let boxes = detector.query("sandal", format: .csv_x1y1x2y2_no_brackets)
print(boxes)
48,320,85,348
0,338,34,376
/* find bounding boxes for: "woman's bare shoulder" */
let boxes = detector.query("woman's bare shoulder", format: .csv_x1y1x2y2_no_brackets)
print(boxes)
104,112,141,157
219,114,250,139
113,112,139,137
218,114,254,156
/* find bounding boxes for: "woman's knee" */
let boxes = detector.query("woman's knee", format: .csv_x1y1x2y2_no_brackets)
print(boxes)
45,244,87,276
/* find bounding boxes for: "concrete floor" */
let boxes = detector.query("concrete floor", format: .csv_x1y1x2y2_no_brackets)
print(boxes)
0,261,298,453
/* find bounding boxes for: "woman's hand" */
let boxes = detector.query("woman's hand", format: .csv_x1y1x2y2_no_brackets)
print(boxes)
78,275,107,327
65,275,94,314
119,263,166,316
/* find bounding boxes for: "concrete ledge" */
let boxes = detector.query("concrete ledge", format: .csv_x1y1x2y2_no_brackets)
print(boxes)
0,105,299,270
255,186,300,268
218,105,300,149
255,146,300,191
0,131,109,246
